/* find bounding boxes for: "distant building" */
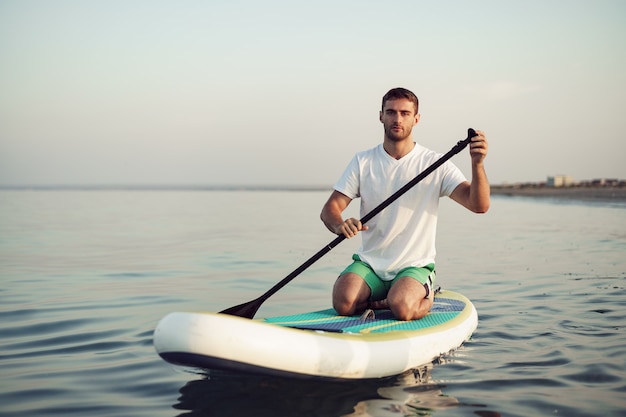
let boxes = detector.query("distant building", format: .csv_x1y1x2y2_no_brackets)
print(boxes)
547,175,575,187
591,178,620,187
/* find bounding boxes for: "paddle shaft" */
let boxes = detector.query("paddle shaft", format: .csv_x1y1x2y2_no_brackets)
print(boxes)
220,128,476,318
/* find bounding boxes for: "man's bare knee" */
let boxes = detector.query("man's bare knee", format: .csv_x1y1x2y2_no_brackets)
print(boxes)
332,273,370,316
333,297,358,316
390,301,430,321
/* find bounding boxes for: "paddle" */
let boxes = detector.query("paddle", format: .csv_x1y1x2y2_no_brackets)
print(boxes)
220,128,477,319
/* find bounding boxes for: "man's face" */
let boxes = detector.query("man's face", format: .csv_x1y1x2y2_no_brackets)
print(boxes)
379,99,420,142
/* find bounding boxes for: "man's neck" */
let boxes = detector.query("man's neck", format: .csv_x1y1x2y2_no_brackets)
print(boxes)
383,137,415,160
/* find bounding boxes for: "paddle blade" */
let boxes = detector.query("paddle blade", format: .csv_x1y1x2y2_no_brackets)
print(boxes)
219,299,262,319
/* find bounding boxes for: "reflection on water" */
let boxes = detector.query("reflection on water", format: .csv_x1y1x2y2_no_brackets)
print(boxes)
173,364,503,417
345,366,461,417
175,369,379,417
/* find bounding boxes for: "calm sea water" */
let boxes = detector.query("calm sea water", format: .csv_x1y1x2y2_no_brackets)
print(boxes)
0,189,624,417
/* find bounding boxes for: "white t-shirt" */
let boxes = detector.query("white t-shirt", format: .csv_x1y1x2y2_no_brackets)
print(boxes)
333,142,466,280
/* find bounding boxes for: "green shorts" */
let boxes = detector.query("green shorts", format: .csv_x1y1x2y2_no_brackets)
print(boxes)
341,254,435,301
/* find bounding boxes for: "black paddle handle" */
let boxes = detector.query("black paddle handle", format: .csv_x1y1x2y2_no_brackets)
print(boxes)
220,128,476,317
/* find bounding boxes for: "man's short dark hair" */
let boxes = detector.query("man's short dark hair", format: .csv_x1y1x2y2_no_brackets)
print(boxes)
382,88,419,113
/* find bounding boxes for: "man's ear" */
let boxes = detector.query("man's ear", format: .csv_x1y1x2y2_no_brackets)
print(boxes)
414,113,420,125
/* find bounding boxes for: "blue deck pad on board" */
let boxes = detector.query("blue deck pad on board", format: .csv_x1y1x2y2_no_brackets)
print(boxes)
264,297,465,333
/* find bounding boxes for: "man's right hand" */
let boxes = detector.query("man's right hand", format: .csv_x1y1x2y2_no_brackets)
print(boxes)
336,218,368,238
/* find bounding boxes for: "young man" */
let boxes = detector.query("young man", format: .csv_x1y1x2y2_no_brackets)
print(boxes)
320,87,490,321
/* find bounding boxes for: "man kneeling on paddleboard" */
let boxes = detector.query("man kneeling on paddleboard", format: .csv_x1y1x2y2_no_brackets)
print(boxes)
321,87,490,321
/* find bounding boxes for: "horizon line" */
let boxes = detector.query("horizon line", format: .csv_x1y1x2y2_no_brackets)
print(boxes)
0,184,334,191
1,177,624,192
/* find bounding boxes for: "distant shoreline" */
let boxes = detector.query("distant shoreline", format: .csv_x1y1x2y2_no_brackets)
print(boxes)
490,185,626,202
2,183,626,202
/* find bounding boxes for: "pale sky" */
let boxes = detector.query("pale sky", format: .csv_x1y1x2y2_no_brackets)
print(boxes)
1,0,625,186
